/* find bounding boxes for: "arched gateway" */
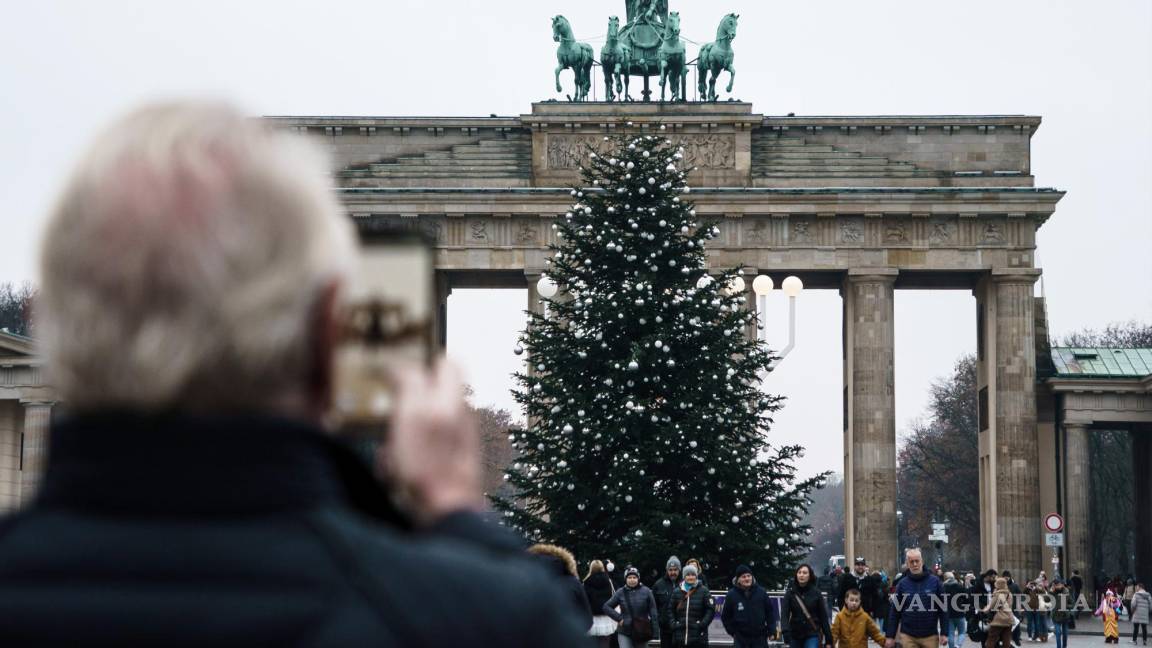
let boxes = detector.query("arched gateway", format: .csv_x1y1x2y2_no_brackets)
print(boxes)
266,100,1065,577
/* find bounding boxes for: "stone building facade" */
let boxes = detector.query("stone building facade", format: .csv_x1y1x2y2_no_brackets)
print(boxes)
0,331,54,510
265,101,1065,576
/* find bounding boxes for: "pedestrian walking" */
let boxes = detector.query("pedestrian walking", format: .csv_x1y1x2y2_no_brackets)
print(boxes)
944,571,969,648
1004,571,1024,647
983,577,1018,648
1096,590,1123,644
1070,571,1085,621
685,558,709,588
721,564,779,648
1050,580,1072,648
529,543,593,630
1125,581,1138,620
840,558,884,622
783,564,834,648
831,588,886,648
586,560,619,648
1025,580,1048,642
654,556,684,648
605,566,660,648
1130,583,1150,645
885,548,948,648
666,563,715,647
875,571,891,634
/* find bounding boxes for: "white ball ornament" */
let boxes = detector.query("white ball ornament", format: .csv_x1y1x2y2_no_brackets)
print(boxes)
638,188,647,195
562,424,573,434
777,537,786,546
626,161,635,169
628,360,639,371
642,151,650,158
625,495,633,503
514,345,524,355
648,177,655,185
731,516,740,524
663,519,671,528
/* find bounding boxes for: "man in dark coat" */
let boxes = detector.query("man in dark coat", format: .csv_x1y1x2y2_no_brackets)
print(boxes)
885,549,947,648
654,555,684,648
839,557,883,619
722,564,779,648
0,101,588,647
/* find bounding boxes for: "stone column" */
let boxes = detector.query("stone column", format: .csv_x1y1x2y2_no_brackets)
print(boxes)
525,272,543,317
976,269,1042,576
1063,422,1092,584
743,269,760,343
19,402,52,504
433,271,452,350
842,269,898,573
1133,428,1152,583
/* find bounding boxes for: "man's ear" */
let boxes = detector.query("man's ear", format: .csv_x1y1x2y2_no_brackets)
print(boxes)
307,280,343,420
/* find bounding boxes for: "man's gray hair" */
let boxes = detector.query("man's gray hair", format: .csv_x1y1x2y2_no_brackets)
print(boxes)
905,547,923,560
38,101,357,412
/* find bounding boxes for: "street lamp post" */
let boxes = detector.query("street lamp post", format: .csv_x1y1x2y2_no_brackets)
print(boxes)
751,274,803,369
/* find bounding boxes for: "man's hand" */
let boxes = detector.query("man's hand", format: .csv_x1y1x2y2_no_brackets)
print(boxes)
382,359,483,526
939,635,948,646
885,638,896,648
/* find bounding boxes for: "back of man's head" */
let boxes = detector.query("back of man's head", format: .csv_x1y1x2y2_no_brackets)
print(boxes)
38,101,356,414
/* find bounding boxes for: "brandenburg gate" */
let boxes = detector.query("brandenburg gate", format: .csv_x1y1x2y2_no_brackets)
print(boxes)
267,99,1064,576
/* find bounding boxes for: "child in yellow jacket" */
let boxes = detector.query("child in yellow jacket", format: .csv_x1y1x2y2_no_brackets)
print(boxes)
831,589,887,648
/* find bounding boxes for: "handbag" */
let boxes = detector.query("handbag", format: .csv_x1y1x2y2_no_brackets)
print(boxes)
794,593,825,645
622,588,655,643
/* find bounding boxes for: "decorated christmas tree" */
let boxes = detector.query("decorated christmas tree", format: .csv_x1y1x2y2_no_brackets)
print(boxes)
492,129,825,586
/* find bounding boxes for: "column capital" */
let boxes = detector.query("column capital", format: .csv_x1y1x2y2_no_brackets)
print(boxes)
990,268,1041,284
846,268,899,284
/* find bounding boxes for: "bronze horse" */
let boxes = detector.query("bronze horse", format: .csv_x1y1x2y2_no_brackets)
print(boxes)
553,15,594,102
600,16,632,102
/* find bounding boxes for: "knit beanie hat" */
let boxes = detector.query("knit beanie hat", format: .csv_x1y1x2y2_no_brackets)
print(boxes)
734,564,752,578
625,566,640,578
667,556,682,570
683,564,699,577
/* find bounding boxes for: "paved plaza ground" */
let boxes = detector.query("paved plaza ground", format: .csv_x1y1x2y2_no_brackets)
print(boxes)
692,614,1136,647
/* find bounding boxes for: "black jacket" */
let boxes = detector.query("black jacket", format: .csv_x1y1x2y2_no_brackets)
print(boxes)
838,570,883,616
585,572,616,615
606,584,660,639
782,579,833,644
722,582,779,640
665,584,715,647
653,574,683,627
0,413,589,647
943,580,968,619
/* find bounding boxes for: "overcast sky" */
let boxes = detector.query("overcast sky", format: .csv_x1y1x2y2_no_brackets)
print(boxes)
2,0,1149,478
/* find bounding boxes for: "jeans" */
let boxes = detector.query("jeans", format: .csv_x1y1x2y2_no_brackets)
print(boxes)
1027,611,1048,639
1051,621,1066,648
618,635,636,648
1134,623,1148,643
789,636,820,648
947,617,967,648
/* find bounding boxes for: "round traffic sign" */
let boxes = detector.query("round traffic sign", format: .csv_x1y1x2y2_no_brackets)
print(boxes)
1044,513,1064,533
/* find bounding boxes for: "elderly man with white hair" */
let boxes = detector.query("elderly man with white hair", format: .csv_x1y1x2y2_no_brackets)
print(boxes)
885,548,948,648
0,101,588,646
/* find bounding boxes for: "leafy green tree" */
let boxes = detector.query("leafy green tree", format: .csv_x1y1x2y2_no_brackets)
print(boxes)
491,132,824,586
